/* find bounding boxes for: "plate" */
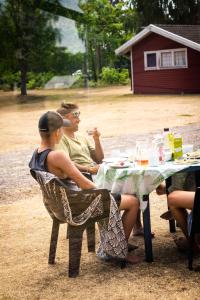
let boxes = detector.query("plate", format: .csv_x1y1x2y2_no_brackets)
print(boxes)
103,157,127,163
173,159,200,165
186,150,200,159
109,162,131,169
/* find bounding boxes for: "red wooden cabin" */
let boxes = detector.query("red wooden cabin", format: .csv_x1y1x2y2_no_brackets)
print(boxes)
115,24,200,94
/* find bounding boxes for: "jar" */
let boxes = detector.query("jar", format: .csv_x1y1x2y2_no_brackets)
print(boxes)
153,135,165,164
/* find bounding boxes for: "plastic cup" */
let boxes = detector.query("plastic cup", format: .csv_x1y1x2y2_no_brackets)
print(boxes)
87,130,94,136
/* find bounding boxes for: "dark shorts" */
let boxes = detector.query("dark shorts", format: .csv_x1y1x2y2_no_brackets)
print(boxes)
111,193,121,208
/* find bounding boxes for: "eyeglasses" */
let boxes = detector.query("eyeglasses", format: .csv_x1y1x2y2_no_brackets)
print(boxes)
72,111,80,118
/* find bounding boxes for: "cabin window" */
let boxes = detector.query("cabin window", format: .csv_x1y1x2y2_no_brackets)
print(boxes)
144,48,187,70
160,51,172,67
174,50,186,66
146,53,157,68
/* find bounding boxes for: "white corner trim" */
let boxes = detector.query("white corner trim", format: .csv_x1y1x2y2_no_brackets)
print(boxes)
115,24,200,56
130,50,134,93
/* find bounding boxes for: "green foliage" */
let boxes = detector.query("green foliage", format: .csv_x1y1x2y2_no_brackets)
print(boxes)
71,75,84,88
130,0,200,27
1,72,20,89
0,71,54,90
26,72,54,89
0,0,61,95
101,67,129,85
79,0,134,82
118,69,129,84
71,67,129,88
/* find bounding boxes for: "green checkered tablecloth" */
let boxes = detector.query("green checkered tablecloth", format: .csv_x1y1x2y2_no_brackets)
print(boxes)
95,162,195,210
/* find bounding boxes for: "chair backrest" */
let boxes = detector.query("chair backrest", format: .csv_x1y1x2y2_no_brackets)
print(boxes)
31,169,68,222
30,169,110,226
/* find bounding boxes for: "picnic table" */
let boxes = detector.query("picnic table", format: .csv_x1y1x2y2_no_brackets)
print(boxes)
95,160,200,262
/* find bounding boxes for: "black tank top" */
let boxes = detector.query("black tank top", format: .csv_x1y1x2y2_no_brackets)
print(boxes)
29,148,80,191
29,148,52,172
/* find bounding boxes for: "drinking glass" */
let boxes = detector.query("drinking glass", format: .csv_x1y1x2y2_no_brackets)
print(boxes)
136,140,149,166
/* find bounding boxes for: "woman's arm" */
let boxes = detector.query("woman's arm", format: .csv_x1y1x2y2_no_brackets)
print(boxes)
47,151,96,190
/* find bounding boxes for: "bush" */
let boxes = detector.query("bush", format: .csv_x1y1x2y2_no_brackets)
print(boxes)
1,72,21,90
101,67,129,85
27,72,54,89
0,71,54,91
118,69,129,85
71,75,84,88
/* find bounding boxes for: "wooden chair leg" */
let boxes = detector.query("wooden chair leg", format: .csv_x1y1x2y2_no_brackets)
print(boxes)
66,224,69,239
49,218,60,264
86,222,95,252
68,224,85,277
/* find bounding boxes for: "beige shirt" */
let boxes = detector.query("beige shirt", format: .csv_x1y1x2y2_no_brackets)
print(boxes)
57,133,95,166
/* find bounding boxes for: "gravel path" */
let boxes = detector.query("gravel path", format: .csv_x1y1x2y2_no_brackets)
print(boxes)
1,123,200,204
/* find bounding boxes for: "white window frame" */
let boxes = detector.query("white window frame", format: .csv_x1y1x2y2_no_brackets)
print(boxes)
144,51,159,70
144,48,188,71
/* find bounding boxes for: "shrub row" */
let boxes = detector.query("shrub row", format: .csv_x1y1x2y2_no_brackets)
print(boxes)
0,67,130,91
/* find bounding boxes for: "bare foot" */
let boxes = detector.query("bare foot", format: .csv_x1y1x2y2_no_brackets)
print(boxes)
173,236,189,252
126,253,143,264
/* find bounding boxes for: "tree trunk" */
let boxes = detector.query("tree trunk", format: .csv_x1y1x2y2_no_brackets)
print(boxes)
20,63,27,96
96,45,102,80
89,42,97,82
83,26,89,88
83,52,88,88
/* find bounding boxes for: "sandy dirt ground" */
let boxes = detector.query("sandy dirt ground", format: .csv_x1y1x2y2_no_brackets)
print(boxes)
1,86,200,300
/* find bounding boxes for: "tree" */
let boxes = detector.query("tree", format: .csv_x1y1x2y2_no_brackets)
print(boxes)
109,0,120,5
129,0,200,28
0,0,61,95
0,0,84,96
79,0,135,81
167,0,200,24
129,0,167,29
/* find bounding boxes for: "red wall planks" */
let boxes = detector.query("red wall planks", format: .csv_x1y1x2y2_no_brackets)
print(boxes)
131,33,200,94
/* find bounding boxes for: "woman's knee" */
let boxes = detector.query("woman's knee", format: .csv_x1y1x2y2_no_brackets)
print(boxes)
120,194,139,210
168,192,175,208
168,191,194,210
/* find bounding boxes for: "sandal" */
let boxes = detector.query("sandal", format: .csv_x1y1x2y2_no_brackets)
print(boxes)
160,210,174,221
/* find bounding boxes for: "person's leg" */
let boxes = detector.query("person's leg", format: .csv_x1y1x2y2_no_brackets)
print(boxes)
119,194,139,240
156,182,166,195
132,209,143,235
119,195,142,264
168,191,195,238
132,183,166,236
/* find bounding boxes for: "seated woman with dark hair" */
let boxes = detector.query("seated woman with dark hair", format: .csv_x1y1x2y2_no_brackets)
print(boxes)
29,111,142,264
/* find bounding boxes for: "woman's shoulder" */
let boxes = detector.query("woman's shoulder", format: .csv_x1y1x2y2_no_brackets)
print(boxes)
48,149,66,159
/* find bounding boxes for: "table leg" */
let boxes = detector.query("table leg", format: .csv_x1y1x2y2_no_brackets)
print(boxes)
165,177,176,233
142,195,153,262
195,171,200,187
